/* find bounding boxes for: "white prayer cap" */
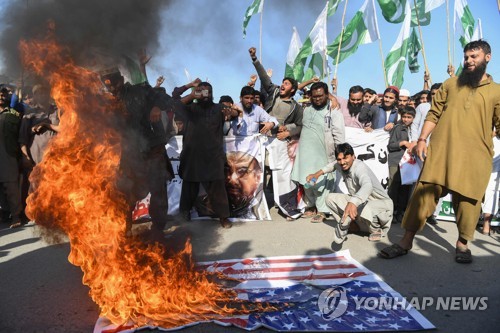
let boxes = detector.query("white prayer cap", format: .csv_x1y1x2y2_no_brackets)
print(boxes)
399,89,410,97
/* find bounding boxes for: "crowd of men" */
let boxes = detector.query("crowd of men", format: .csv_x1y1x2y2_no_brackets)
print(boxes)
1,40,498,264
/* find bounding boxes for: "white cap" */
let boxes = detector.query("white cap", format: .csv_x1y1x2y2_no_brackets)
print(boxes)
399,89,410,97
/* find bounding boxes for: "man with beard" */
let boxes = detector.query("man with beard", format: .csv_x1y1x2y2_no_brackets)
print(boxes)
249,47,303,141
228,86,278,136
177,82,239,228
225,151,263,219
100,68,175,241
379,40,500,264
335,85,370,129
291,82,345,223
359,86,399,131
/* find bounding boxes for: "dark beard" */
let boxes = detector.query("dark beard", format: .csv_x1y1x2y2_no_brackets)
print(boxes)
347,102,362,117
458,61,487,88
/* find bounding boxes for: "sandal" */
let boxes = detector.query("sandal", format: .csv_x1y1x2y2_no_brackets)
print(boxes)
286,216,297,222
310,213,326,223
301,209,317,219
378,244,409,259
455,248,472,264
9,221,22,229
368,232,382,242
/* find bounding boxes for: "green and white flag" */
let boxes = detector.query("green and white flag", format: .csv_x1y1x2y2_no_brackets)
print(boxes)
471,18,483,41
424,0,445,13
242,0,264,37
407,27,422,73
292,1,329,81
327,0,343,16
454,0,475,47
303,53,326,81
377,0,407,23
285,27,303,79
384,0,412,87
327,0,380,64
411,0,430,26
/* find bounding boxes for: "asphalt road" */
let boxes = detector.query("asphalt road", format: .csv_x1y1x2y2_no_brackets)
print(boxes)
1,208,499,333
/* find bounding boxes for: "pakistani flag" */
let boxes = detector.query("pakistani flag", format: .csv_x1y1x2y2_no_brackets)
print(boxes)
292,2,329,81
303,53,326,81
377,0,407,23
285,27,303,79
407,27,422,73
424,0,445,13
384,1,412,87
411,0,430,27
327,0,343,16
242,0,264,37
327,0,380,64
454,0,475,47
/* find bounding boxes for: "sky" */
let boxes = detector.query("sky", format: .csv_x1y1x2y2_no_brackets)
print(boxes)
0,0,499,101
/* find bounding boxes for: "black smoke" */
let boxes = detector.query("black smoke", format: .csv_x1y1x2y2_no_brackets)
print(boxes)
0,0,169,80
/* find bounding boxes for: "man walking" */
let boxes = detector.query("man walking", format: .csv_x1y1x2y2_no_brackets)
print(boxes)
379,40,500,263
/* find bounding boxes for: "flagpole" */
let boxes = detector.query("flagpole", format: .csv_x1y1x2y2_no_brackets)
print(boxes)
334,0,349,81
413,0,431,85
259,0,264,61
378,39,388,87
446,0,452,66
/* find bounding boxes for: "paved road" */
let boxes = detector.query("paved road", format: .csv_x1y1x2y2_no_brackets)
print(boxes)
1,208,499,333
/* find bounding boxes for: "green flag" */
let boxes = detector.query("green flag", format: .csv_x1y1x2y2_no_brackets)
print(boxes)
242,0,264,37
303,53,326,81
123,55,147,85
454,0,475,47
327,0,343,17
385,1,411,87
285,27,303,78
407,27,422,73
327,0,380,64
292,2,329,81
377,0,407,23
411,0,431,27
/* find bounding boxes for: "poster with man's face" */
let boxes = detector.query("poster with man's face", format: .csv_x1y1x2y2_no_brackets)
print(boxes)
165,135,271,221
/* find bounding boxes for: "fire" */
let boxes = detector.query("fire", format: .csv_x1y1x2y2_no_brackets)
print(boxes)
20,33,263,328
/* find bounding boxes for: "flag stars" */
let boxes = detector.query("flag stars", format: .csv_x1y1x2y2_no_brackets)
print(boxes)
353,323,367,330
313,310,323,317
333,317,344,323
346,310,357,316
284,295,293,300
266,315,278,322
378,310,390,316
353,281,364,287
283,310,293,316
318,323,331,330
299,316,311,324
283,323,296,330
366,316,379,324
295,290,304,296
389,323,402,329
267,290,276,297
400,316,413,323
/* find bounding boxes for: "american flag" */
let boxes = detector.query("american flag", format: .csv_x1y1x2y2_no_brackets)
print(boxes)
95,250,434,332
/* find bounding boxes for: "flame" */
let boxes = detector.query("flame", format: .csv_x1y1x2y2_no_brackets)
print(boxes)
20,33,263,328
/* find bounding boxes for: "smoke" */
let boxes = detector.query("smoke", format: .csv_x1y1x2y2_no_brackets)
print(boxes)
0,0,170,81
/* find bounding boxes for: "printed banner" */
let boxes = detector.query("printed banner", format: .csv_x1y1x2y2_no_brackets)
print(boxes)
166,135,271,221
